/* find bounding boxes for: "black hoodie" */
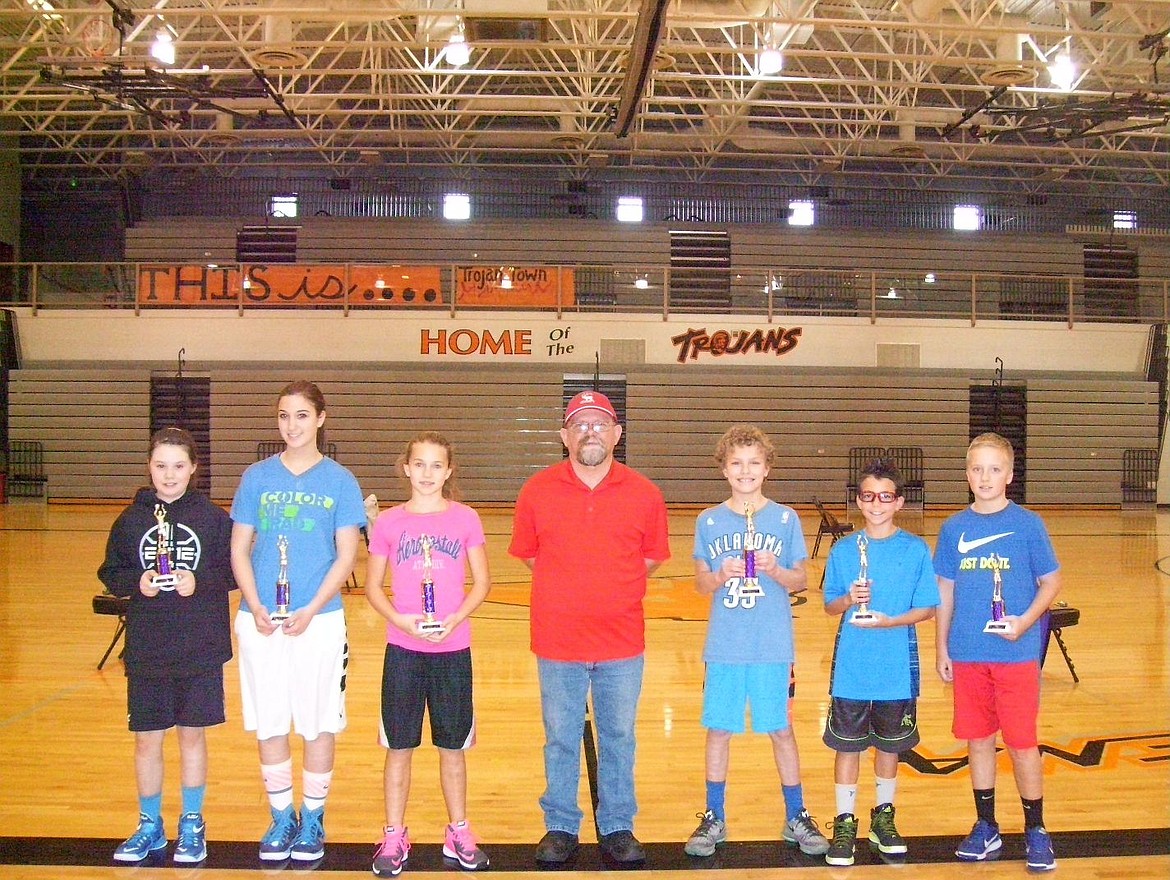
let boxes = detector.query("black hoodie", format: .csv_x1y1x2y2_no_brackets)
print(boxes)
98,487,236,676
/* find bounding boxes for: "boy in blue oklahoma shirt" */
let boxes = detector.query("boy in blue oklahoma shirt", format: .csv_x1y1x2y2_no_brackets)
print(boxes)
685,424,828,859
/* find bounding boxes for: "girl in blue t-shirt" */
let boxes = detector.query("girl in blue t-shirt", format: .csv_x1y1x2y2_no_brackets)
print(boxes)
230,380,366,864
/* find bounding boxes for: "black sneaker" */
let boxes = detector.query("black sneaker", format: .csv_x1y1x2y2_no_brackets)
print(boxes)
599,830,646,864
826,813,858,867
868,803,907,855
535,830,579,865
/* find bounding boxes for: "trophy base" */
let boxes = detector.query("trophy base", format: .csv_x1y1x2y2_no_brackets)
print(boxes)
738,580,764,597
850,610,878,625
271,608,291,622
152,573,179,591
983,619,1012,633
417,619,445,634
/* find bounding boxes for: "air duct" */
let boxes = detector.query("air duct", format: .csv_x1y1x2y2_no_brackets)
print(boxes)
982,29,1035,86
254,16,309,68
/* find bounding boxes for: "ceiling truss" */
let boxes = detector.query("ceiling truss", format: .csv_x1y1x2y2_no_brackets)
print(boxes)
0,0,1167,193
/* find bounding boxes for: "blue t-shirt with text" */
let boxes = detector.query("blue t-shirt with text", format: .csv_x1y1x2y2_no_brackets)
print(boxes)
693,499,807,664
231,454,366,614
933,502,1059,663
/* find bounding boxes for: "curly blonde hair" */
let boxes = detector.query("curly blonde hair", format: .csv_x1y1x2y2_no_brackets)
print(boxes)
714,424,775,467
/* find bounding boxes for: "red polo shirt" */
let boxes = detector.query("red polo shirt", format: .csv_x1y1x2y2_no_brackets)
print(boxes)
510,459,670,662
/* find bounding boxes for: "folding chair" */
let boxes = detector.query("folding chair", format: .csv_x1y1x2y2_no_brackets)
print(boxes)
812,497,855,558
92,592,130,670
1041,603,1081,683
812,498,856,590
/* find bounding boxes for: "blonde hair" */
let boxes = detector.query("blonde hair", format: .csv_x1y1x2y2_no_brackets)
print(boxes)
396,431,460,500
714,424,775,467
967,432,1015,469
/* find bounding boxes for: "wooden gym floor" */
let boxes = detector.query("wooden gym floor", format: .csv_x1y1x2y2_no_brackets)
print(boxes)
0,501,1166,880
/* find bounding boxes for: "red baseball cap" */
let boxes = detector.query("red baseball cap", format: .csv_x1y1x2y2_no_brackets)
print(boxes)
564,390,617,425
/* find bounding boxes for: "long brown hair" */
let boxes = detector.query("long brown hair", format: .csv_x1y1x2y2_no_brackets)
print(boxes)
396,431,460,500
278,380,328,452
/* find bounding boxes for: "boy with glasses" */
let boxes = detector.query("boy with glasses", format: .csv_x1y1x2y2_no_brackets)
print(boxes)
933,433,1061,872
821,458,939,866
685,424,829,860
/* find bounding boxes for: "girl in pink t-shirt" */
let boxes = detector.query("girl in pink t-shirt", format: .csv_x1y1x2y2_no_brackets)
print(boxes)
364,432,492,875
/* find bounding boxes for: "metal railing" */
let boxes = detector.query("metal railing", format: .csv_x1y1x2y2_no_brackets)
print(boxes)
2,262,1168,327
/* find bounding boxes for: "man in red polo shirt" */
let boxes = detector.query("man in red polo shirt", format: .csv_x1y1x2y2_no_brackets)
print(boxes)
510,390,670,866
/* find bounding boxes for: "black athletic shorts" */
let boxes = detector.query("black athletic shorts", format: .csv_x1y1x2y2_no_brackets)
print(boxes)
128,667,226,732
822,696,920,753
380,643,474,751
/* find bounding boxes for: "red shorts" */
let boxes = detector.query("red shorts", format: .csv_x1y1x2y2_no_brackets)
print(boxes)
951,660,1040,749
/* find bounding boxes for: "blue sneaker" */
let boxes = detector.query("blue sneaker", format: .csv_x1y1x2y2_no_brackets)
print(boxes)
259,806,298,861
291,806,325,861
173,812,207,864
113,813,167,862
1025,826,1057,872
956,819,1002,861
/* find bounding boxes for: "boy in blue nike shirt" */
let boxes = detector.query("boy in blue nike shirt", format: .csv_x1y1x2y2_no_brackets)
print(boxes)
933,433,1061,873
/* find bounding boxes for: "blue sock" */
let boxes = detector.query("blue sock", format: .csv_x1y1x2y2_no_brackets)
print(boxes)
181,785,206,816
705,780,727,822
782,784,805,823
139,793,162,823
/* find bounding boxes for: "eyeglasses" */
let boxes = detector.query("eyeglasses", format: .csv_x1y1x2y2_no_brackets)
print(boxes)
567,421,615,435
858,491,899,503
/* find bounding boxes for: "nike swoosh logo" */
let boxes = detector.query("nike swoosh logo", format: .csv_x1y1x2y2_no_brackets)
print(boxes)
957,531,1014,553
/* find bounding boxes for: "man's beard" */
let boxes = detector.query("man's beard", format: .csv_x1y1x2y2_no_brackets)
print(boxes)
575,441,608,467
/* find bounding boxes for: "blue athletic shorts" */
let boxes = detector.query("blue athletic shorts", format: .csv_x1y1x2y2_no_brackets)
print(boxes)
701,662,791,734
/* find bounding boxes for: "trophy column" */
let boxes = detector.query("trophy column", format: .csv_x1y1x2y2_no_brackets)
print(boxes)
850,533,877,625
151,504,179,592
983,553,1011,633
272,535,291,622
417,536,444,634
739,503,764,597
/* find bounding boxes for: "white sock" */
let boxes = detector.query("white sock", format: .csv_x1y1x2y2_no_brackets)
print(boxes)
302,769,333,813
835,783,858,818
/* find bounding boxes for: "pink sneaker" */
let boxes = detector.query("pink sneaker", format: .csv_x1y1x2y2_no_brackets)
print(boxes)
443,821,489,871
372,826,410,876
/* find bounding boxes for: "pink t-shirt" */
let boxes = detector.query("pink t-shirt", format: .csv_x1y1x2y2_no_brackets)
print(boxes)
368,501,486,654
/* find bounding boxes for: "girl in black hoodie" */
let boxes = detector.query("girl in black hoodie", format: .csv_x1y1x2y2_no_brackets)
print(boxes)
98,427,235,865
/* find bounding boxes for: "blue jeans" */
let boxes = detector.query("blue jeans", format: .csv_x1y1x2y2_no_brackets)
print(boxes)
537,655,644,837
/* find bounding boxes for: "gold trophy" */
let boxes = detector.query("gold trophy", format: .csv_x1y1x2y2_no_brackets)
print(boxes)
272,535,291,622
739,503,764,597
849,532,877,624
417,536,444,634
151,504,179,591
982,553,1011,633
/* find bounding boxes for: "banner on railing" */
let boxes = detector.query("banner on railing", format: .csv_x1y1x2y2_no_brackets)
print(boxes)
454,266,575,307
137,265,444,306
